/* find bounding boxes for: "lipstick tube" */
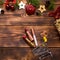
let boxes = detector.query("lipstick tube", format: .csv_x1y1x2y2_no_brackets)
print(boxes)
25,28,34,42
23,35,35,47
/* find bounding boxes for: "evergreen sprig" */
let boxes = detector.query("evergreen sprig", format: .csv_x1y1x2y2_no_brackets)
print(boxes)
48,0,55,10
27,0,40,8
0,1,4,5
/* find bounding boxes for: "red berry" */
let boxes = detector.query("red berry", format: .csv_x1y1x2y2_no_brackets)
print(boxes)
48,11,54,17
54,13,60,19
56,6,60,13
11,6,14,7
11,5,15,11
55,15,59,19
6,4,10,10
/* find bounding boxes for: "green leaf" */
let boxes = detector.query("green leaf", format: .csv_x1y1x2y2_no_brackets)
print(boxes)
48,0,55,10
27,0,40,8
0,1,4,5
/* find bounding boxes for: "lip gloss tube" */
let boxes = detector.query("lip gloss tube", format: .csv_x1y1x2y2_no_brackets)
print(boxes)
40,31,47,43
43,36,47,43
23,35,35,47
31,28,38,47
25,28,34,42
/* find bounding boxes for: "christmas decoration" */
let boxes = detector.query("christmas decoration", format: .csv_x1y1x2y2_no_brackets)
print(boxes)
14,0,19,9
0,0,4,5
18,1,26,9
25,4,36,15
38,5,46,13
5,0,16,11
45,1,51,8
1,10,4,14
35,10,41,16
27,0,40,8
45,0,55,10
0,8,4,14
5,0,16,5
6,4,15,11
48,6,60,19
0,8,2,14
55,19,60,34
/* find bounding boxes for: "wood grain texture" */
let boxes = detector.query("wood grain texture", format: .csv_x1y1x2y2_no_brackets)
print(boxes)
0,1,60,60
0,3,60,47
0,26,59,47
0,15,54,26
0,47,59,60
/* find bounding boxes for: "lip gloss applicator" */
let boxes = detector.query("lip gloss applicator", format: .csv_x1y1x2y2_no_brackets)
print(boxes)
31,28,38,47
40,31,48,43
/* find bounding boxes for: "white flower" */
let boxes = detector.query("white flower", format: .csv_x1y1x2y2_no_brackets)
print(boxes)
38,5,46,13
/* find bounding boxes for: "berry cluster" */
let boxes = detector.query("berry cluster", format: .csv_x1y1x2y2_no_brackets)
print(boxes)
48,6,60,19
6,4,15,11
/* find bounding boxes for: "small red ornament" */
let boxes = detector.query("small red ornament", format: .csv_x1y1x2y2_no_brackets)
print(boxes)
48,11,54,17
56,6,60,13
48,6,60,19
11,5,15,11
5,0,16,5
5,0,16,11
6,4,15,11
25,4,36,15
6,4,10,10
55,13,60,19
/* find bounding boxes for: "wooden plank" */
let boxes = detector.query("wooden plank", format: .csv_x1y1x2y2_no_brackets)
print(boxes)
0,3,59,47
0,47,59,60
0,16,54,26
0,26,59,47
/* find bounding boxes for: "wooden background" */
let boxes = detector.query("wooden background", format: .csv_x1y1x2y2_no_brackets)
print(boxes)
0,0,60,60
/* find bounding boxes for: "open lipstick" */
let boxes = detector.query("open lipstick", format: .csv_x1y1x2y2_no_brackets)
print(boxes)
25,28,34,42
22,35,35,47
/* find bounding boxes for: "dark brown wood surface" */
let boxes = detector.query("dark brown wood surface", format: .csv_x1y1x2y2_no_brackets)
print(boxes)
0,14,60,47
0,1,60,60
0,47,59,60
